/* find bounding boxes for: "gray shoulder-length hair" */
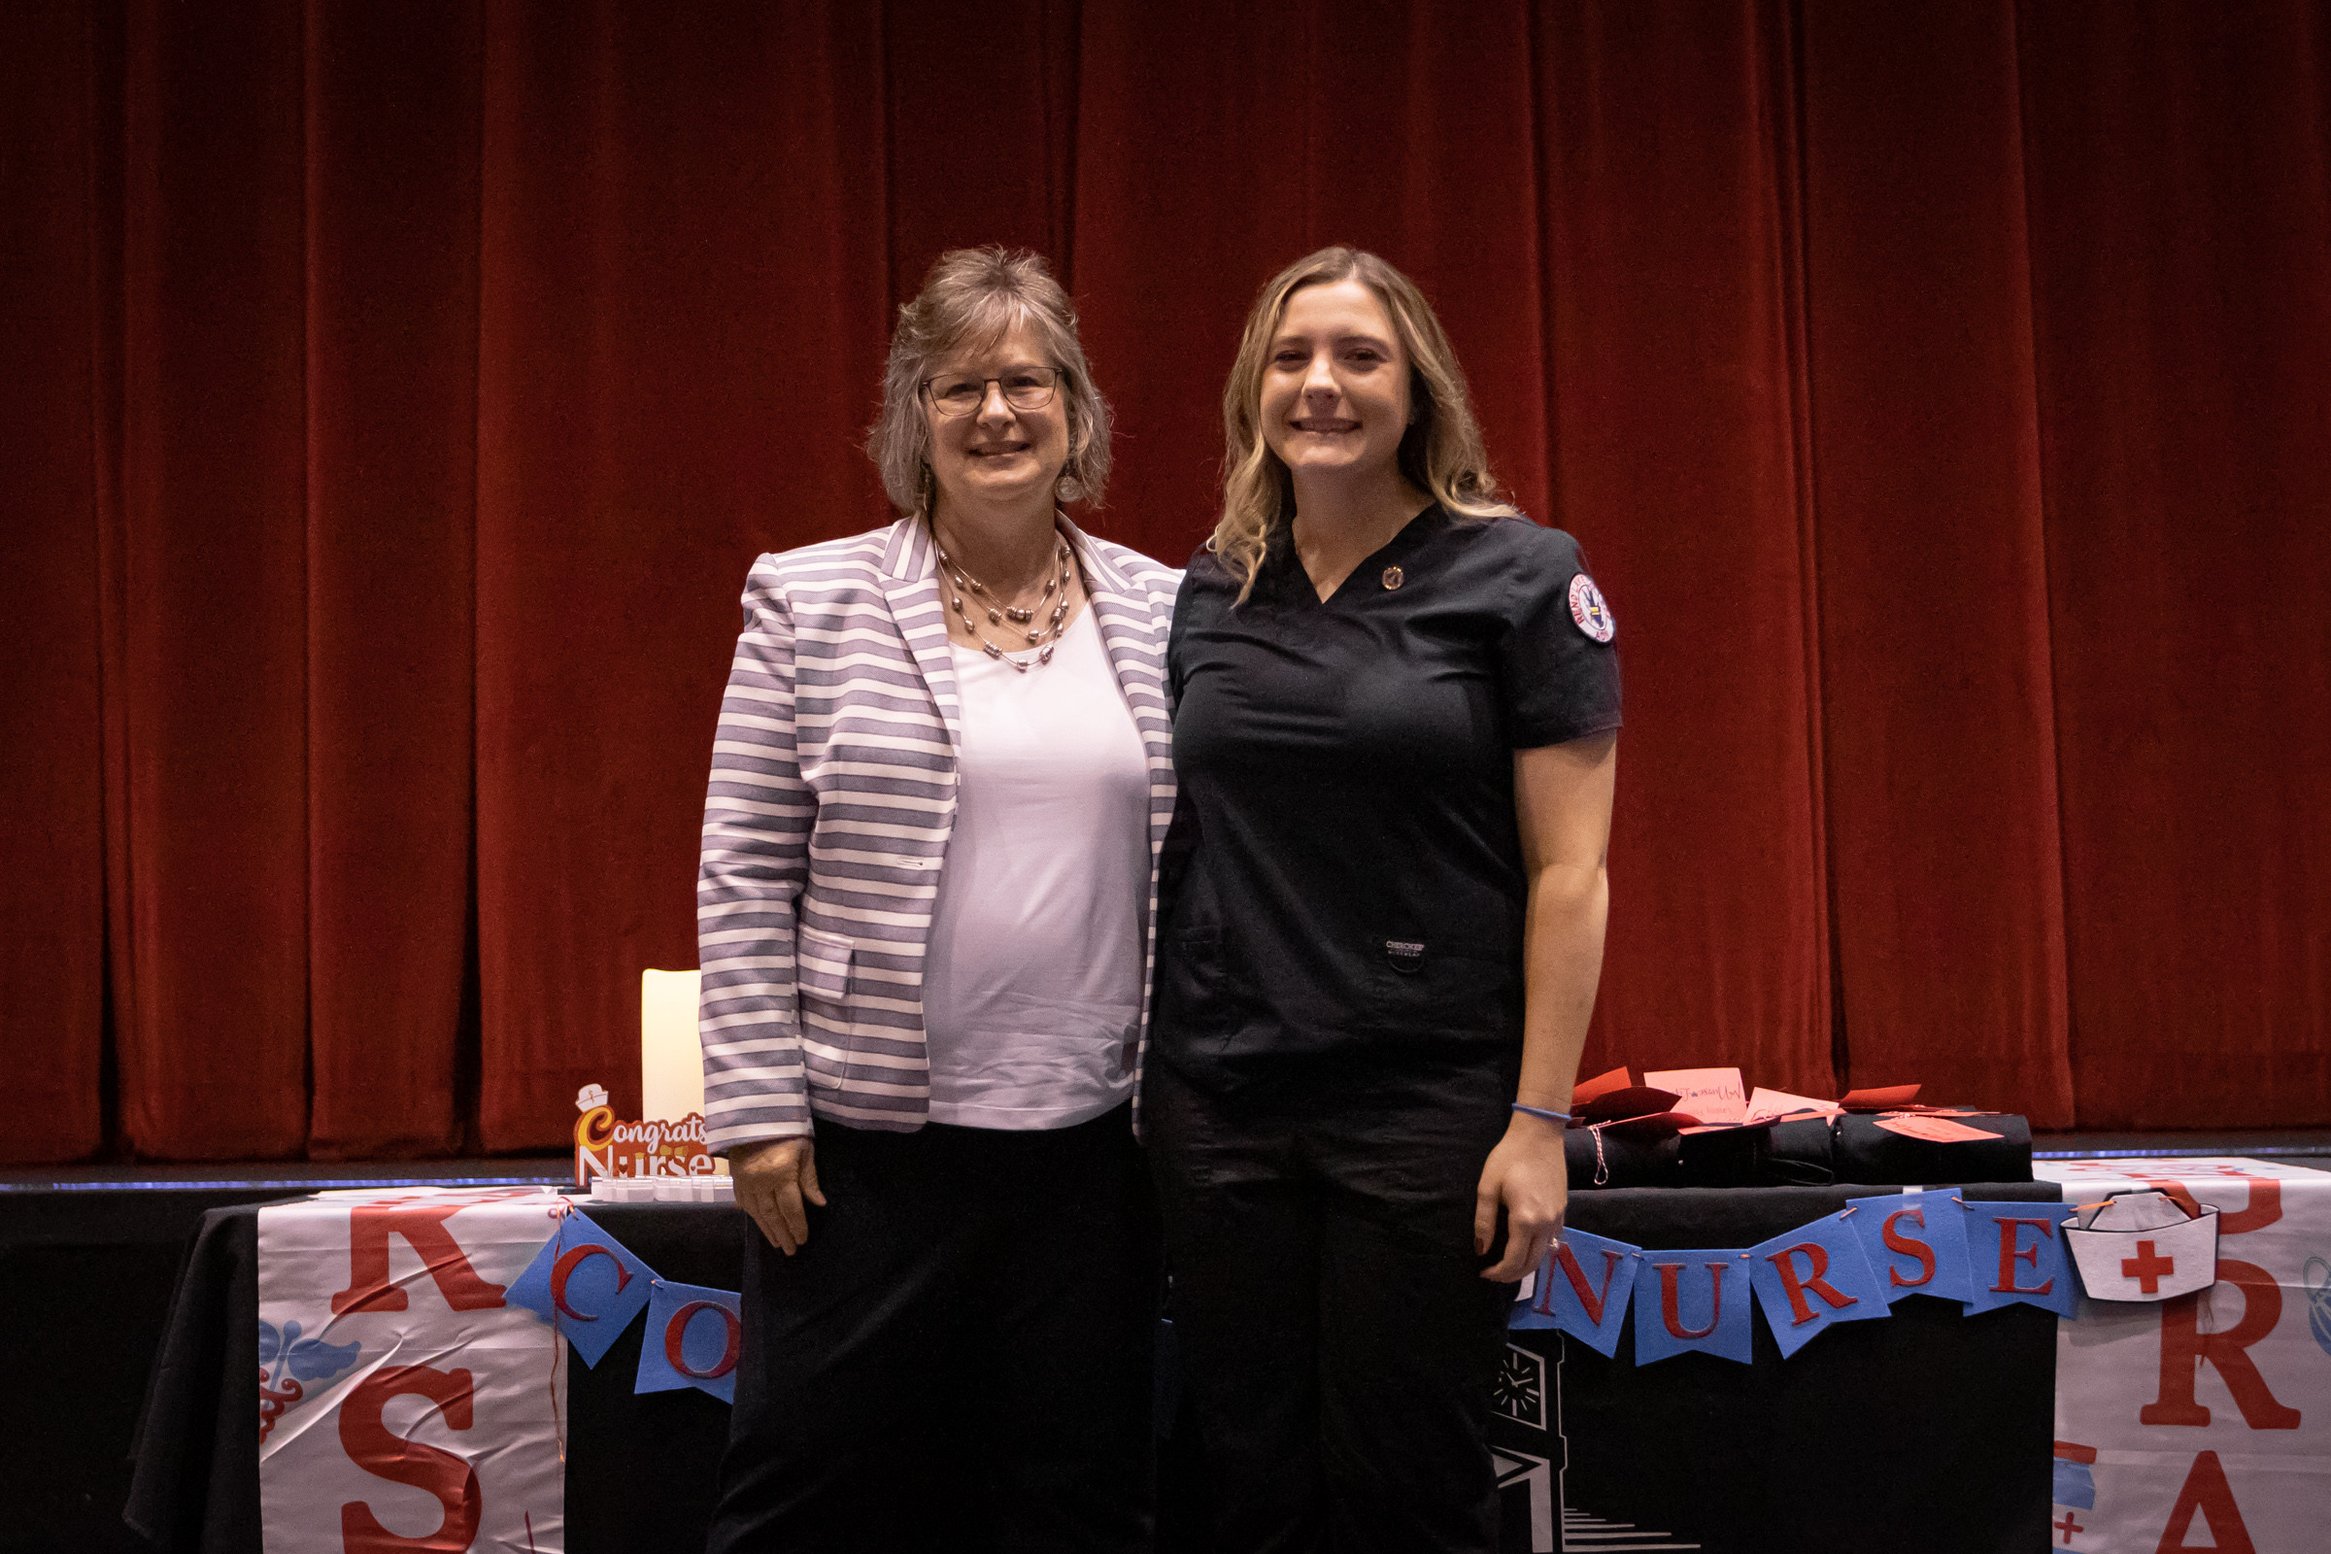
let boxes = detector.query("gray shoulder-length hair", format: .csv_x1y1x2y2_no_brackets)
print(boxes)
868,247,1113,518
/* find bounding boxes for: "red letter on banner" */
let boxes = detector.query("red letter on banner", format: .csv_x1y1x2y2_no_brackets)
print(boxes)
1990,1217,2057,1297
338,1364,481,1553
332,1204,507,1315
1538,1242,1627,1323
2141,1260,2302,1430
2154,1451,2257,1554
1656,1261,1726,1340
666,1301,742,1381
551,1243,633,1321
1880,1209,1937,1290
1764,1243,1855,1326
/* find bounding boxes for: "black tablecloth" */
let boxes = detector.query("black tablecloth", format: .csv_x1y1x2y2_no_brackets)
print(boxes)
125,1185,2060,1554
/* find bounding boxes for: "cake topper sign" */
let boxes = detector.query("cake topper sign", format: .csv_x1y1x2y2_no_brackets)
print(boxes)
573,1082,716,1185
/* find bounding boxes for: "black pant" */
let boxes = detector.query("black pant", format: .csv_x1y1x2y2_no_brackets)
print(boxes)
705,1105,1158,1554
1148,1055,1518,1554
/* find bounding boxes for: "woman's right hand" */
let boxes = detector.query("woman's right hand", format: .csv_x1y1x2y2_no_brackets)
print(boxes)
731,1136,826,1254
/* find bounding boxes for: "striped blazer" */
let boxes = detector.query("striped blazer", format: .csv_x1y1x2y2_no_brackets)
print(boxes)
696,514,1182,1154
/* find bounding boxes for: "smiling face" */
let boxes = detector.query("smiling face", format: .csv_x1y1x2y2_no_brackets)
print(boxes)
1258,278,1414,489
921,318,1071,519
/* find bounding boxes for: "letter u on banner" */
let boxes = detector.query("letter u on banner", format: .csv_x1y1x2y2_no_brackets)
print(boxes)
1634,1250,1754,1365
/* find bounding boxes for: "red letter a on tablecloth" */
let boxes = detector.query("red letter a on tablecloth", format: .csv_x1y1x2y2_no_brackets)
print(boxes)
338,1364,482,1553
2154,1451,2256,1554
332,1203,507,1314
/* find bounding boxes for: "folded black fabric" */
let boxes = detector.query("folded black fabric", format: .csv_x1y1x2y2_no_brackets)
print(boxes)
1832,1112,2033,1184
1673,1123,1769,1187
1760,1117,1839,1186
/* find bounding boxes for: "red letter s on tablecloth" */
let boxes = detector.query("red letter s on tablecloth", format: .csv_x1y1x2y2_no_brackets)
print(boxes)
337,1364,482,1553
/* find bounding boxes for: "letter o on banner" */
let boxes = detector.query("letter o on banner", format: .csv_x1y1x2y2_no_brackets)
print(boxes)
666,1300,742,1382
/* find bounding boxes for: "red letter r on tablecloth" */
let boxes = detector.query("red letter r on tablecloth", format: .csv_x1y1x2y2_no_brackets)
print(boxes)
332,1204,508,1315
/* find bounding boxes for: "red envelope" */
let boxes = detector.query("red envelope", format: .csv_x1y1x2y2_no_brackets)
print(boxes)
1572,1066,1635,1106
1838,1084,1923,1112
1575,1086,1683,1125
1873,1113,1998,1144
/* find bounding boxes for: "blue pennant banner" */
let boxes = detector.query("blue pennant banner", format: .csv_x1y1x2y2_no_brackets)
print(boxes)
1748,1210,1891,1359
507,1211,657,1368
1633,1249,1755,1365
637,1278,745,1404
1961,1200,2079,1318
1846,1190,1975,1306
1514,1229,1641,1358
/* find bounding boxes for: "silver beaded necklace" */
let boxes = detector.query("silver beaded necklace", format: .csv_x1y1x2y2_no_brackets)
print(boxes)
933,533,1076,673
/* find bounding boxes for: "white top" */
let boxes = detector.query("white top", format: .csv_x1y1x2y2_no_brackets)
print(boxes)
922,606,1152,1128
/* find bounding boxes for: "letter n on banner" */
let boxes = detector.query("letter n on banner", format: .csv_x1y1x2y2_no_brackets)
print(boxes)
1747,1211,1889,1358
1512,1228,1639,1357
258,1189,567,1554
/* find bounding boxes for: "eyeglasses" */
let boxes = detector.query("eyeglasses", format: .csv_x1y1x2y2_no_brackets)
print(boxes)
921,366,1061,417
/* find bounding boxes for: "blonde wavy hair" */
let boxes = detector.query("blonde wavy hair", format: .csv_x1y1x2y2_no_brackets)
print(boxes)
1214,246,1515,598
868,246,1111,518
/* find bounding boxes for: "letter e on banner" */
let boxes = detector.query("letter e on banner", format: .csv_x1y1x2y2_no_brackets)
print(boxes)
338,1365,481,1553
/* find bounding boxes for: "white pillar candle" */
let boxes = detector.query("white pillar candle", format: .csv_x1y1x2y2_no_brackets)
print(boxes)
640,969,705,1124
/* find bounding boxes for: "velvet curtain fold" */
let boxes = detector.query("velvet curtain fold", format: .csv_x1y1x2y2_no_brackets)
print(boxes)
4,0,2325,1162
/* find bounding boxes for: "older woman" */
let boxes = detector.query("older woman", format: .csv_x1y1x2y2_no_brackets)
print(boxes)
697,247,1178,1553
1150,248,1622,1553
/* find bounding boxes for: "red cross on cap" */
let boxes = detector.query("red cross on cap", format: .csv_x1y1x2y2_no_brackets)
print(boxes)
2121,1239,2177,1294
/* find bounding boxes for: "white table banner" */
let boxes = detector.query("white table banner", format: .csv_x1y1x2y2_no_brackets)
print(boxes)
258,1187,568,1554
2041,1156,2331,1554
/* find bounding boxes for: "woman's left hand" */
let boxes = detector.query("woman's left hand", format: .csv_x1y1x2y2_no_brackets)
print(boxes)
1475,1111,1569,1282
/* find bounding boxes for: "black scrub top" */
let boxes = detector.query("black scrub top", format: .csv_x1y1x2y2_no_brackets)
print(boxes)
1154,504,1621,1085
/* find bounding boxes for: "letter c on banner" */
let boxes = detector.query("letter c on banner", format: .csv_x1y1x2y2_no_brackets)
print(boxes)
666,1300,742,1381
338,1364,481,1553
551,1243,633,1321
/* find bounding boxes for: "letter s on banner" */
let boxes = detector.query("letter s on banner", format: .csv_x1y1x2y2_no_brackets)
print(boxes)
337,1364,481,1554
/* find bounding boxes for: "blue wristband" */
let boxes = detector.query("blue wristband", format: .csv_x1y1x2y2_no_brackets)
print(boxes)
1512,1103,1575,1125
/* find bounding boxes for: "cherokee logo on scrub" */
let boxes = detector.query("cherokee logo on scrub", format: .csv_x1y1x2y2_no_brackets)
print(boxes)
1568,574,1615,642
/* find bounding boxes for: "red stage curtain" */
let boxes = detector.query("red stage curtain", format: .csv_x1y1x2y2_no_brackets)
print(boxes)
2,1,2325,1161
